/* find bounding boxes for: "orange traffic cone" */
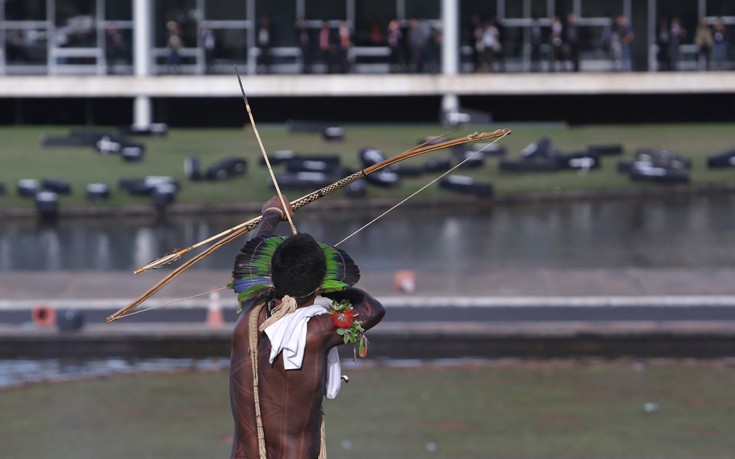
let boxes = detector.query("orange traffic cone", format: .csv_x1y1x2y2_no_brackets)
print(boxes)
206,291,225,326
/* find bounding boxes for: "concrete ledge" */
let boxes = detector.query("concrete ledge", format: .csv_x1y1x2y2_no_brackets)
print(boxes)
2,72,735,98
4,321,735,360
6,295,735,311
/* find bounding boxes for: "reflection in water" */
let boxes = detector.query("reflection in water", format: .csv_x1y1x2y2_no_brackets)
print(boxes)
0,356,496,390
2,194,735,271
0,358,229,389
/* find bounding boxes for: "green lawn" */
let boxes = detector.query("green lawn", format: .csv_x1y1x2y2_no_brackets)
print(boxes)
1,360,734,459
2,123,735,211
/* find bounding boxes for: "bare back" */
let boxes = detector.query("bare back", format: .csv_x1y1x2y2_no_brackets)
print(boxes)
230,289,384,459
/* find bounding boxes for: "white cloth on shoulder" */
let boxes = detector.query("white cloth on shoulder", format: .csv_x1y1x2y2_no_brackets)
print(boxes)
263,300,343,399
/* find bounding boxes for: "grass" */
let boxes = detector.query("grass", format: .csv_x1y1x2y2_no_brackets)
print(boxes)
1,360,735,459
2,123,735,211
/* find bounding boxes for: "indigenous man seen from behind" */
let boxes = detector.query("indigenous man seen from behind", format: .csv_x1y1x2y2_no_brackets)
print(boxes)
229,195,385,459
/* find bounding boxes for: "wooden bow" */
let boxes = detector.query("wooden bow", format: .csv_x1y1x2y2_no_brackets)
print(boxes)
106,128,510,322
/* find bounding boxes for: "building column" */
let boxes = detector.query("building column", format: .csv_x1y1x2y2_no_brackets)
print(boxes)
441,0,460,114
133,0,152,127
134,97,152,128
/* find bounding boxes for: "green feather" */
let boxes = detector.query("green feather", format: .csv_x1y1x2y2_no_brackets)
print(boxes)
237,283,273,303
319,242,360,292
320,279,349,293
232,235,360,303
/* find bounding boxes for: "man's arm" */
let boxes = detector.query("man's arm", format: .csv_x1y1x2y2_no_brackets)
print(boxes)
253,208,284,238
318,287,385,348
233,195,295,313
253,194,295,238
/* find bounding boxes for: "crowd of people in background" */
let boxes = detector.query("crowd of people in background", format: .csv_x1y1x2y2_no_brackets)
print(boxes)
658,16,729,71
291,16,441,74
278,13,727,75
8,10,728,75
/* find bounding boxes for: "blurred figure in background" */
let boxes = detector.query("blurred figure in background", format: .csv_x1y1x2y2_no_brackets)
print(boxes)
565,13,580,72
530,18,543,72
387,18,404,73
166,21,183,74
548,16,563,72
657,16,671,71
617,15,634,71
257,16,272,74
295,18,312,74
336,20,351,73
407,17,429,73
694,18,713,70
475,18,501,72
318,21,336,73
712,19,728,70
668,17,686,70
202,28,215,74
105,25,127,75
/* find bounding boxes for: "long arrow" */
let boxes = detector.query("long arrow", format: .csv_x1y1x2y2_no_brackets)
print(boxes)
107,128,510,322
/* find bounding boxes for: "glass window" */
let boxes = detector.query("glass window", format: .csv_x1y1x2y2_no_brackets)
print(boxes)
4,0,46,21
707,0,735,16
54,0,97,47
658,0,699,37
4,28,48,65
206,0,246,20
554,0,574,17
581,0,624,19
530,0,550,18
305,0,346,21
213,28,248,60
155,0,197,48
405,0,439,19
503,0,523,19
460,1,499,49
256,0,297,46
461,0,498,21
355,0,396,46
104,0,132,21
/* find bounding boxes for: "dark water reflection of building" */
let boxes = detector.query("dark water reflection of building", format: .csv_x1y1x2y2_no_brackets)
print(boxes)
3,194,735,272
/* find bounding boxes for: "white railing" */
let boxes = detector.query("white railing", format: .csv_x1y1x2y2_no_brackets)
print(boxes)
49,47,105,75
246,46,303,74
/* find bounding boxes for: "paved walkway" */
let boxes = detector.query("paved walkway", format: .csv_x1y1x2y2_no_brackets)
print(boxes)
4,268,735,359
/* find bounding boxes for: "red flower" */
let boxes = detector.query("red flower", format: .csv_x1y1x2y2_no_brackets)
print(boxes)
330,307,355,328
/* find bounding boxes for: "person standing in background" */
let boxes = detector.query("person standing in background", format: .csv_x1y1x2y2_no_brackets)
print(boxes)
530,18,543,72
668,17,686,71
296,18,312,74
565,13,580,72
387,19,404,73
548,16,563,72
407,17,428,73
657,16,671,71
712,19,728,70
202,28,215,74
617,15,634,71
694,18,713,70
336,20,351,73
318,22,335,73
166,21,183,74
105,25,127,75
256,17,272,74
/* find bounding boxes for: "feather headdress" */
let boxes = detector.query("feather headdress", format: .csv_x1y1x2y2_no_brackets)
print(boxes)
230,235,360,305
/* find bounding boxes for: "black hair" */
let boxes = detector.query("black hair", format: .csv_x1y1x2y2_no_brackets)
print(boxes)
271,233,326,302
